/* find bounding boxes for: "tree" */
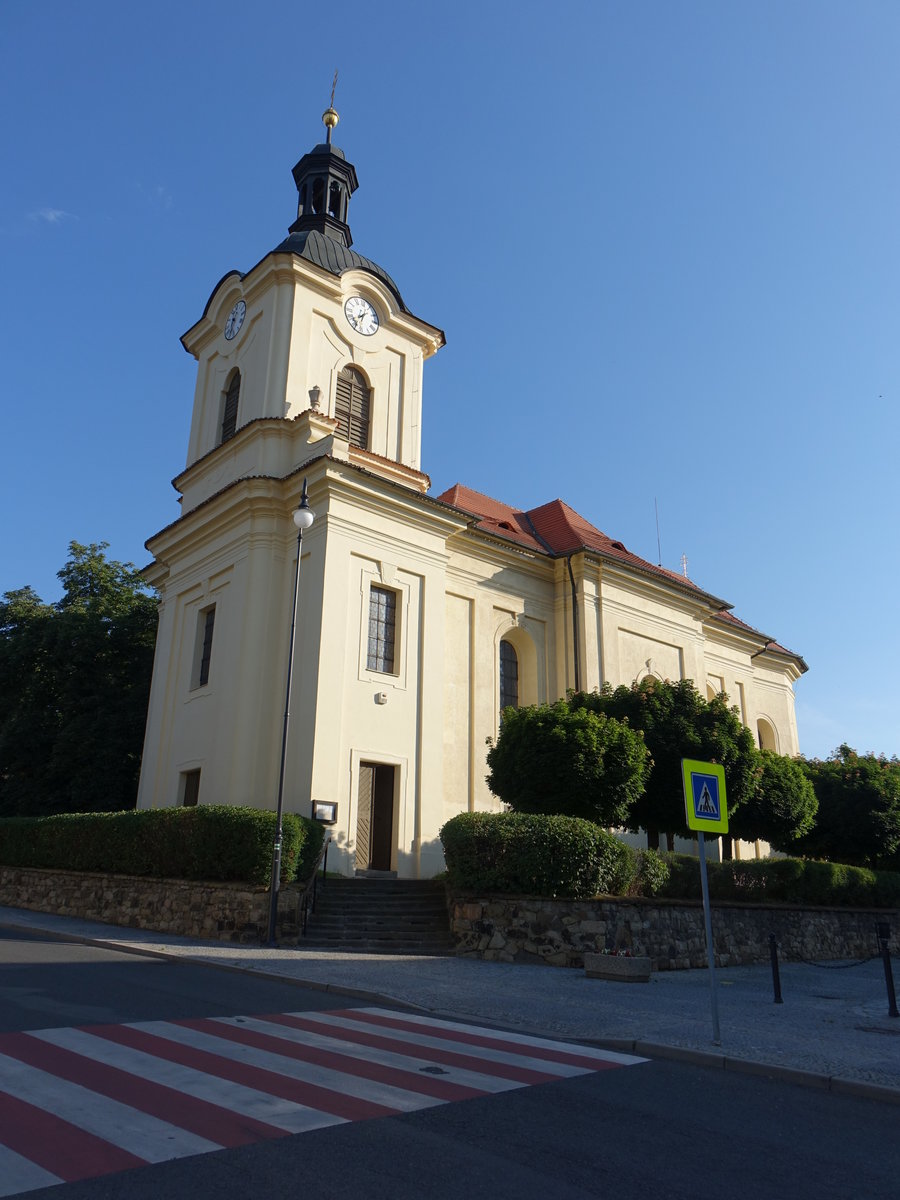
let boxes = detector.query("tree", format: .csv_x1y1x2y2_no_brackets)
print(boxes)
796,745,900,867
0,543,158,817
729,749,818,851
574,679,759,845
485,699,650,826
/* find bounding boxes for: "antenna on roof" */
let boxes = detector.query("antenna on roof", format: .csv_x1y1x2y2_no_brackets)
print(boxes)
681,553,689,578
654,498,662,566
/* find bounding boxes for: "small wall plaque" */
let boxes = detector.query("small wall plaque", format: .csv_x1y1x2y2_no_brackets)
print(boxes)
312,800,338,825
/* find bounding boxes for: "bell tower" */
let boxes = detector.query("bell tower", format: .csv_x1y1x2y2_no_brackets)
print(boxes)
174,106,445,517
137,108,447,825
288,105,359,248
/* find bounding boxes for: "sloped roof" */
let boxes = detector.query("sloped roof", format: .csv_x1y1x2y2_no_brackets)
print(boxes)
711,610,807,670
436,483,724,601
270,228,409,311
435,482,806,671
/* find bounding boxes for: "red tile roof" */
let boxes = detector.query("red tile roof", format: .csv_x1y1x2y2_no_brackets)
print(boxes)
435,483,723,601
435,482,806,670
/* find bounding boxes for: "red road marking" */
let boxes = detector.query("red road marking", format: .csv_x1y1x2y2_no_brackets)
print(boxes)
330,1010,622,1072
177,1016,486,1103
0,1031,285,1149
0,1087,145,1182
263,1013,560,1085
86,1022,400,1123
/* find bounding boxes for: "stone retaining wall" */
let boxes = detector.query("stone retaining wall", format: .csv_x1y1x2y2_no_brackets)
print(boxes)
0,866,300,942
450,894,899,969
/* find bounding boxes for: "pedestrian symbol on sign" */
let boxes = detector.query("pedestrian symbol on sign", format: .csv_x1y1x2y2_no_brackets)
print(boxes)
681,759,728,834
689,772,721,823
697,781,717,816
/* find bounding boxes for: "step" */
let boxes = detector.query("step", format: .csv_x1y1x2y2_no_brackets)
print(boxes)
309,907,448,919
299,943,454,956
301,877,452,956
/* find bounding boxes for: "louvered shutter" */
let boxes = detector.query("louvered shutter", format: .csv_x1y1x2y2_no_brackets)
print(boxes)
335,367,370,449
221,372,240,443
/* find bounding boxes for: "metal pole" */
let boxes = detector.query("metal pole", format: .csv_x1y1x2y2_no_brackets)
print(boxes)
769,932,783,1004
266,521,305,945
877,921,898,1019
697,831,721,1044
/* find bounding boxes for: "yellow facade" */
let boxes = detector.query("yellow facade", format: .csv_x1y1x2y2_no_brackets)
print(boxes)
137,123,805,877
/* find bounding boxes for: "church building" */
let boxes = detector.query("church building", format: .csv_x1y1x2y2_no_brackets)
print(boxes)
136,108,807,877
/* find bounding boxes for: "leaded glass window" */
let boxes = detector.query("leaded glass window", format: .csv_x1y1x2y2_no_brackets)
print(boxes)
198,606,216,687
499,639,519,714
367,586,396,673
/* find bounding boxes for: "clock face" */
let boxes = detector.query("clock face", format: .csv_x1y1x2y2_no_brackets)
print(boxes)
344,295,379,336
224,300,246,341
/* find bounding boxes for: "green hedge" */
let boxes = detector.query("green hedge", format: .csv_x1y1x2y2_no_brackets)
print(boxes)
0,806,325,888
658,853,900,908
440,812,664,899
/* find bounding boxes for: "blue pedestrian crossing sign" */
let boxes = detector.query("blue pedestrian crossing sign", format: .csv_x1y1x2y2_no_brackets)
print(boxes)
681,759,729,834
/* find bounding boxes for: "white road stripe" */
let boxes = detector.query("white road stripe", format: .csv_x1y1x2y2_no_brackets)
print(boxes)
31,1027,343,1135
5,1007,645,1200
211,1015,523,1095
285,1011,591,1076
0,1142,62,1199
0,1052,217,1162
351,1008,648,1066
128,1020,446,1112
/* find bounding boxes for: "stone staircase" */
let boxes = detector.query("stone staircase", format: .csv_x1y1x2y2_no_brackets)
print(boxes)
300,877,454,955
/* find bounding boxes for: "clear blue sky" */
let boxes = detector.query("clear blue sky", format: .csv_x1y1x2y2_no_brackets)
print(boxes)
2,1,898,760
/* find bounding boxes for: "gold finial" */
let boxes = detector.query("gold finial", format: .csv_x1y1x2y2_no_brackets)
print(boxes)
322,69,339,143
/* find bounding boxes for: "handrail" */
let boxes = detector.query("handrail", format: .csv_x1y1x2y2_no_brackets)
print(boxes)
299,835,330,937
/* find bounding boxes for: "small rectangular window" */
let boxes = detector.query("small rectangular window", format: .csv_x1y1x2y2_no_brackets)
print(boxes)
180,769,201,807
191,605,216,690
367,586,396,673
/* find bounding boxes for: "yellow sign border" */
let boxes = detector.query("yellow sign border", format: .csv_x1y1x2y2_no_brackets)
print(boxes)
681,758,729,834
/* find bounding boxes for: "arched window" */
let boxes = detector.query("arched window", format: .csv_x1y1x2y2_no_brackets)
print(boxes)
220,370,241,443
312,178,325,214
757,718,777,752
328,180,343,220
335,366,371,449
499,639,519,715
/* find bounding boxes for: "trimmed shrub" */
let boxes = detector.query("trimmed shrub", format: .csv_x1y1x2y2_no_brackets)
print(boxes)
630,848,670,897
656,852,900,908
486,700,650,826
0,806,325,887
440,812,638,899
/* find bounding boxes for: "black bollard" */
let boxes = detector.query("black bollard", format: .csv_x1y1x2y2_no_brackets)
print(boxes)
769,933,783,1004
876,921,898,1019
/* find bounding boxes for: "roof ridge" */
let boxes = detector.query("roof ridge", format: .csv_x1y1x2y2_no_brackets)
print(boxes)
437,481,526,513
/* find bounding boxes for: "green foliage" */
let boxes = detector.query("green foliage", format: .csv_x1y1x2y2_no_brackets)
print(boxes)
0,806,323,887
630,848,670,897
656,852,900,908
730,750,818,850
440,812,646,899
485,699,650,826
797,746,900,867
574,679,759,840
0,543,158,817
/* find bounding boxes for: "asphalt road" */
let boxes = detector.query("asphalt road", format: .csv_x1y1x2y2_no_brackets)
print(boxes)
0,927,343,1032
1,931,898,1200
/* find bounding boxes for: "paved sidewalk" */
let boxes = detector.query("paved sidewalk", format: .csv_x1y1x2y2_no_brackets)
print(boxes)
2,905,898,1102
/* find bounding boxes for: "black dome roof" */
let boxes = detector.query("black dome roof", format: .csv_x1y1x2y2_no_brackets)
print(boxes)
271,228,407,312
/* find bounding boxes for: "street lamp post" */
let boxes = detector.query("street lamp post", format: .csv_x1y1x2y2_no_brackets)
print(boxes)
267,478,315,944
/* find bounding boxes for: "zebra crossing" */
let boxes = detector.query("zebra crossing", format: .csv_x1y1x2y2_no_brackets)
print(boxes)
0,1006,646,1196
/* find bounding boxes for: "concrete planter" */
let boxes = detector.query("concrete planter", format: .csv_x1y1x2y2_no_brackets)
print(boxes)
584,953,652,983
